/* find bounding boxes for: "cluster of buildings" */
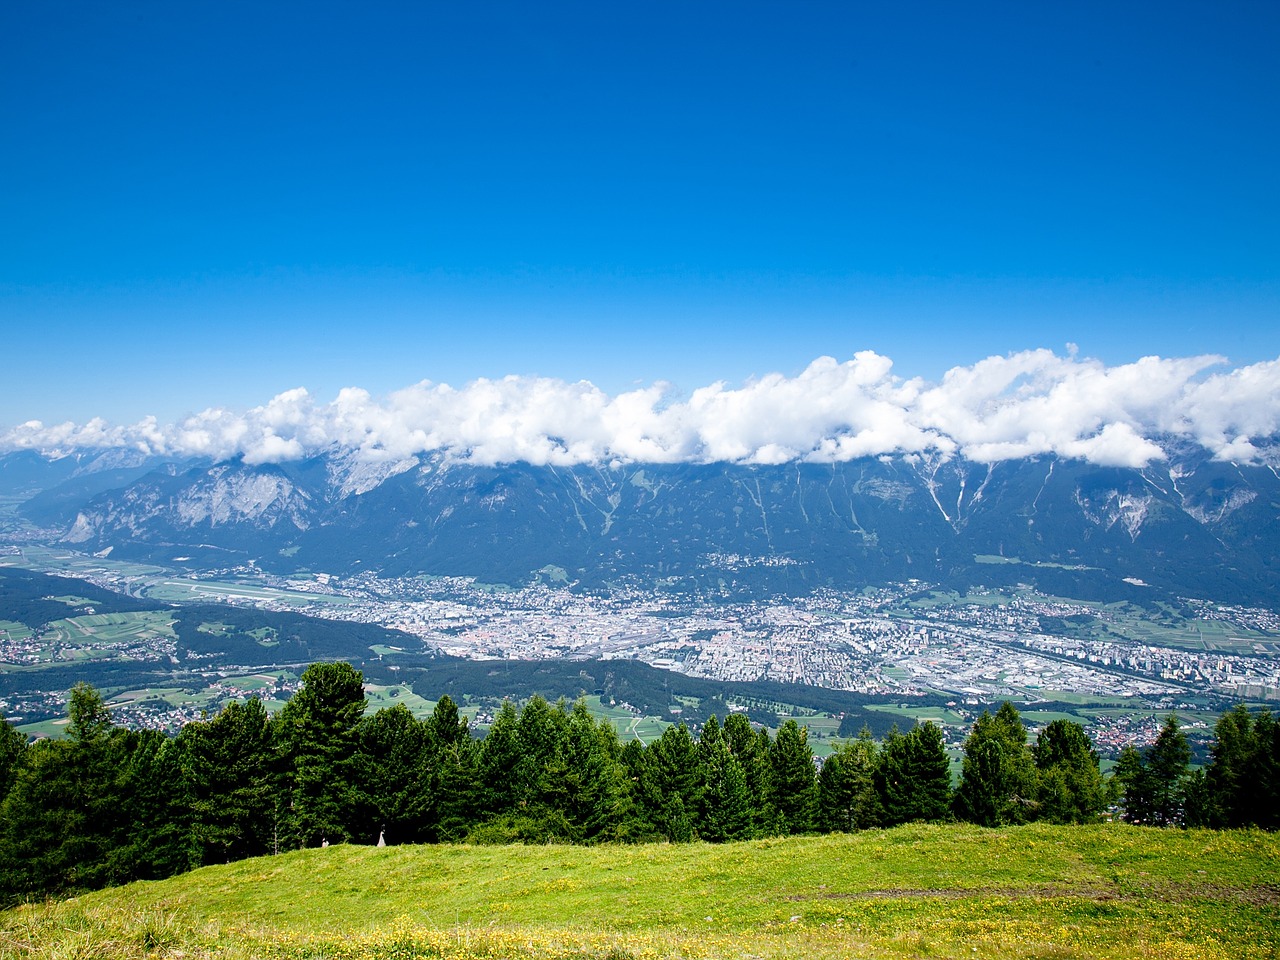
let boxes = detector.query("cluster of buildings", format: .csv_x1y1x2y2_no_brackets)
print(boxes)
4,549,1278,744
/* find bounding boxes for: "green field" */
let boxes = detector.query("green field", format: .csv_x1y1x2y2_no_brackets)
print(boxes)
50,610,177,644
45,594,97,606
1,545,169,579
365,683,439,717
897,589,1014,611
865,703,967,726
0,620,32,642
1019,709,1091,725
974,555,1097,572
142,577,353,607
12,717,69,739
4,610,178,667
3,823,1276,959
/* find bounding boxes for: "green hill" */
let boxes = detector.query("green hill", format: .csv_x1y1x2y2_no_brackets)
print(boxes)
2,823,1276,959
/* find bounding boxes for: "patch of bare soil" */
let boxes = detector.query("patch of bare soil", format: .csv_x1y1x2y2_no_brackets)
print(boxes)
787,883,1280,905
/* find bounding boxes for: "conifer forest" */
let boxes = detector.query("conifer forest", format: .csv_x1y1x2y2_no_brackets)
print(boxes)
1,661,1277,905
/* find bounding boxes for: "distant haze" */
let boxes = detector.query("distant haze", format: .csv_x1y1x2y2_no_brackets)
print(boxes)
5,350,1278,470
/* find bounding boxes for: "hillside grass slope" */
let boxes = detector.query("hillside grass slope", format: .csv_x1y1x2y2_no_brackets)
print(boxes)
2,823,1277,960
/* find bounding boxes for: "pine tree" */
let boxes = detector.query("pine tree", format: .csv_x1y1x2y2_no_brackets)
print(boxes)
355,703,429,845
953,703,1037,825
1032,719,1105,824
818,726,883,831
769,719,818,834
698,720,752,842
0,715,26,806
276,661,368,847
878,722,951,825
180,697,277,865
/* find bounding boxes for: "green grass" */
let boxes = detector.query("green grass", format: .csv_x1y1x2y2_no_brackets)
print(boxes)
1019,710,1090,725
225,672,289,692
56,610,177,643
0,620,32,641
13,717,68,738
865,703,967,726
142,578,354,606
3,824,1276,959
973,555,1096,571
365,683,438,717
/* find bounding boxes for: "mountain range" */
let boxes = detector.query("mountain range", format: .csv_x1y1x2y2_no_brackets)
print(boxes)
3,440,1278,605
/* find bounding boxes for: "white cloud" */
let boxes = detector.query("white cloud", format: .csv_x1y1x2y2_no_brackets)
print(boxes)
4,350,1278,469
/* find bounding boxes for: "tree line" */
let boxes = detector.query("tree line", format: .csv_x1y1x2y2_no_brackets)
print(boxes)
1,662,1277,904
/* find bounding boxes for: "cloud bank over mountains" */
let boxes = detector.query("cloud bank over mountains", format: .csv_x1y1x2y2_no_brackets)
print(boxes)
5,351,1279,469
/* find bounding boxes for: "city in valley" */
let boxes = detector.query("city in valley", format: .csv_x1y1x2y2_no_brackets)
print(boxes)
2,544,1278,756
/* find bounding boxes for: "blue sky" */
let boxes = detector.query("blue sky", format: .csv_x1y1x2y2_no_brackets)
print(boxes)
2,1,1278,427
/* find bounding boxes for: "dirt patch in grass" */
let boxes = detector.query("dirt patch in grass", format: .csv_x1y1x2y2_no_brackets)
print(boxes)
788,882,1280,905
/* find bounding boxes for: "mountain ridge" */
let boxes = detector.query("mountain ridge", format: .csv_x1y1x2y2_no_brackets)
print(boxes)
6,439,1278,605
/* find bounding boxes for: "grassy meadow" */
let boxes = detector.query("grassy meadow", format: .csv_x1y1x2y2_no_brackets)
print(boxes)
2,823,1277,960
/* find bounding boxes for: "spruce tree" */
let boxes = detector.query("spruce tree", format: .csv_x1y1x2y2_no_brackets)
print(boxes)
699,731,752,842
1119,715,1190,826
1245,712,1280,830
560,702,629,841
355,703,429,845
638,723,702,841
67,682,113,744
769,719,818,834
953,703,1037,825
818,726,883,832
0,716,26,806
432,722,480,841
1145,714,1191,826
1112,744,1146,820
181,697,277,865
276,661,368,847
1032,719,1104,824
0,685,179,899
0,738,99,899
477,700,521,818
513,696,571,817
878,722,951,825
109,729,189,881
1203,701,1254,829
722,714,774,835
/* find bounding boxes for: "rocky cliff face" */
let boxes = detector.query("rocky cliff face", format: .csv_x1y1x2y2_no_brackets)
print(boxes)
8,440,1279,604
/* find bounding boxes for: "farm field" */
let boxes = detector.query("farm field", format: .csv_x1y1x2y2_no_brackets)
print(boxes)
2,823,1275,959
141,577,353,607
